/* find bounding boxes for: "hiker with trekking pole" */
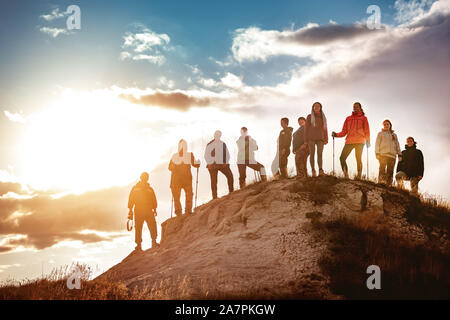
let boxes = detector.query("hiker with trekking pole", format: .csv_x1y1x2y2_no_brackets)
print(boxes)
236,127,267,188
204,130,234,200
332,102,370,180
168,139,200,216
127,172,159,251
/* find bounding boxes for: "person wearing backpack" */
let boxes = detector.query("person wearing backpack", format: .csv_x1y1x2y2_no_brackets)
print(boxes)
205,130,234,199
128,172,158,251
395,137,424,195
375,119,401,186
305,102,328,177
332,102,370,179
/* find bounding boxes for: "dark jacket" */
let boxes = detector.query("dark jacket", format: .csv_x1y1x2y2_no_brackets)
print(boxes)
205,139,230,166
305,112,328,143
128,181,157,214
397,144,424,178
292,126,306,152
278,127,293,155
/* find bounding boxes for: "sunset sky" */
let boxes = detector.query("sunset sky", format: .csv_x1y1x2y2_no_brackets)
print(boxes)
0,0,449,281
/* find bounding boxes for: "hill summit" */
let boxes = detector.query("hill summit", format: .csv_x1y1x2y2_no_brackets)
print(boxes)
98,176,450,299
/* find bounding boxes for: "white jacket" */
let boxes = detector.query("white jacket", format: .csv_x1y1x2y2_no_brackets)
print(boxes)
236,135,258,164
375,130,401,159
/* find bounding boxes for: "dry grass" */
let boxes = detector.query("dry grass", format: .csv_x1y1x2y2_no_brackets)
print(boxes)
311,211,450,299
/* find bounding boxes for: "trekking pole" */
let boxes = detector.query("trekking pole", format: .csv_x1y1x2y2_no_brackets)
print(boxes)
332,137,335,176
194,167,199,209
366,144,369,180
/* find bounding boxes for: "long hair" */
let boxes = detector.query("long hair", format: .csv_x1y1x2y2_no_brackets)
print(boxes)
311,102,327,129
354,102,364,114
383,119,396,141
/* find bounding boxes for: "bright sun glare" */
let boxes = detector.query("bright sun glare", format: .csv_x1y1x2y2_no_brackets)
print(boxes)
18,89,161,193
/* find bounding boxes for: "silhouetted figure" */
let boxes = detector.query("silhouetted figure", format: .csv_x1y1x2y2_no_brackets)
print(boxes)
375,119,401,186
305,102,328,176
128,172,158,251
396,137,424,195
332,102,370,179
292,117,309,178
205,130,234,199
169,139,200,215
236,127,267,188
277,118,293,179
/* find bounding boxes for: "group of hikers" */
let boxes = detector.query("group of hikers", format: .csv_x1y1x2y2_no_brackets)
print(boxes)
127,101,425,251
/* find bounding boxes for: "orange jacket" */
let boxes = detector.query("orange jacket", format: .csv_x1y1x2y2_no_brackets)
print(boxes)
335,111,370,145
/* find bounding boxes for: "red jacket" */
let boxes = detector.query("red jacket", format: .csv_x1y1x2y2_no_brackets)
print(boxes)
336,111,370,145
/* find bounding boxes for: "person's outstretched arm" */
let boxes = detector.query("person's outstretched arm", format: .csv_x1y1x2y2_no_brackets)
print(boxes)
191,153,201,168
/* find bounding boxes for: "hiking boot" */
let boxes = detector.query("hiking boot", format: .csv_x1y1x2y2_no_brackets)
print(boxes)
319,169,325,176
135,244,142,251
261,175,267,182
311,169,316,177
152,240,159,248
343,171,349,179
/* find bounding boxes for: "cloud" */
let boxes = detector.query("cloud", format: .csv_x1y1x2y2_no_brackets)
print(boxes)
158,76,175,89
39,27,71,38
132,54,166,65
3,110,26,123
220,73,243,89
120,91,213,111
0,182,25,197
0,185,130,253
231,22,384,63
40,8,66,21
119,51,131,60
120,24,171,65
394,0,434,23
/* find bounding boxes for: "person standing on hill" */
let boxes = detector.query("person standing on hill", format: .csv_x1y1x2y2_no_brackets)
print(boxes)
277,118,293,179
205,130,234,199
128,172,158,251
395,137,424,195
236,127,267,188
169,139,200,215
375,119,401,186
332,102,370,179
292,117,309,178
305,102,328,177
